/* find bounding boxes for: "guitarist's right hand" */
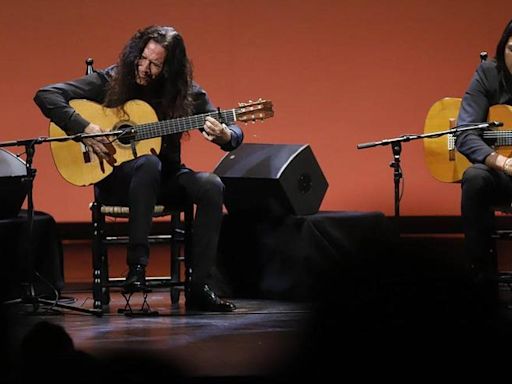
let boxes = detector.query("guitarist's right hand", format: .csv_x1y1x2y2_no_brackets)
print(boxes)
82,123,117,168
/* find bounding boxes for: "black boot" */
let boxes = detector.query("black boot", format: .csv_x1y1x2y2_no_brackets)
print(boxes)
186,284,236,312
123,264,146,292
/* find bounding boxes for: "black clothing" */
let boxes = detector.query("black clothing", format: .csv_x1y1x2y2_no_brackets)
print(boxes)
456,60,512,164
34,65,243,175
455,59,512,284
34,65,244,290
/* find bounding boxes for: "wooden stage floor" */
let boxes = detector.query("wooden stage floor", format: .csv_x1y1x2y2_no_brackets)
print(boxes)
4,282,512,382
3,288,311,382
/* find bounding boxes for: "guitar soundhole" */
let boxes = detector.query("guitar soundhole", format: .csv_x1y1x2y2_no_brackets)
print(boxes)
116,123,136,145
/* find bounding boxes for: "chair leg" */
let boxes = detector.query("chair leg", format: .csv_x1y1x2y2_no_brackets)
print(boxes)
91,202,110,309
169,212,182,304
184,204,194,288
100,251,111,306
167,206,193,304
169,288,179,304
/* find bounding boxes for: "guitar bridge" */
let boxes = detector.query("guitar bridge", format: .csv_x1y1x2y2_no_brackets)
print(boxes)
448,133,456,161
81,143,91,163
448,118,457,161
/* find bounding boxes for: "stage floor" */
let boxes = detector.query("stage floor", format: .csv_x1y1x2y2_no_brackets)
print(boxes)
3,289,311,381
5,284,512,382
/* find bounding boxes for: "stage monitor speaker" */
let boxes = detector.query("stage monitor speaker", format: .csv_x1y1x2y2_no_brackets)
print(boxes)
0,148,28,219
214,143,328,216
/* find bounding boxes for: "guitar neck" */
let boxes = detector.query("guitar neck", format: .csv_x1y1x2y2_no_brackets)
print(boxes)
483,130,512,147
134,109,237,141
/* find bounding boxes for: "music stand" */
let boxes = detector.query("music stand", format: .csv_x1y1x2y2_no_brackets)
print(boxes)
357,121,503,217
0,135,106,316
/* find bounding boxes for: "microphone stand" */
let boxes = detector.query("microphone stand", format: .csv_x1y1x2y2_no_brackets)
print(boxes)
0,131,122,317
357,122,500,217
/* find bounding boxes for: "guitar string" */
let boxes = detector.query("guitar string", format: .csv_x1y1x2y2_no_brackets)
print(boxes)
134,109,238,140
483,131,512,146
108,103,267,143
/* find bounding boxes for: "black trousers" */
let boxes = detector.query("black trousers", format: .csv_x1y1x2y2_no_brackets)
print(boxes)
461,163,512,275
95,154,225,285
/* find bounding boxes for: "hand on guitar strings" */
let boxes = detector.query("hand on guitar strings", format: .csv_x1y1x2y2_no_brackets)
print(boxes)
83,123,117,171
202,116,231,145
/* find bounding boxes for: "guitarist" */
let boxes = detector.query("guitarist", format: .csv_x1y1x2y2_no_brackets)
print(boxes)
34,25,244,312
455,19,512,310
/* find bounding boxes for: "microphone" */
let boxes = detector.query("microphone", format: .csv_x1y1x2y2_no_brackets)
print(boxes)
479,121,503,128
461,121,504,129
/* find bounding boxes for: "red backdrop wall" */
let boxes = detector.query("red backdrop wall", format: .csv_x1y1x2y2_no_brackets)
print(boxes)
0,0,509,222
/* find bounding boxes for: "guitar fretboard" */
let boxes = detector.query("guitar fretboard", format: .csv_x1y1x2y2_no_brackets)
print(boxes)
446,131,512,150
134,109,237,141
483,131,512,147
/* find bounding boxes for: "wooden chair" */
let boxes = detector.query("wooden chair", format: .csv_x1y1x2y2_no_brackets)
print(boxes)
90,201,193,312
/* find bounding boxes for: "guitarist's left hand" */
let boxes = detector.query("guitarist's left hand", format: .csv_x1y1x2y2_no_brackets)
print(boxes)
202,116,231,145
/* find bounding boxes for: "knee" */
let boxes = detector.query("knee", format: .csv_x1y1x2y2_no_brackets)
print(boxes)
198,173,224,203
136,155,161,178
204,172,224,194
461,165,494,198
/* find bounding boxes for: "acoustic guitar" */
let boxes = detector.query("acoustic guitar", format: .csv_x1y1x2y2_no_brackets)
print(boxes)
49,98,274,186
423,97,512,183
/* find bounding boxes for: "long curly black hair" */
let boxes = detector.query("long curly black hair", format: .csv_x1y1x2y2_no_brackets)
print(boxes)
104,25,193,118
495,19,512,90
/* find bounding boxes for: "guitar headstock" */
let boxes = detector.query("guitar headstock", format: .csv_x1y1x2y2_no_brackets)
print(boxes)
236,99,274,122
